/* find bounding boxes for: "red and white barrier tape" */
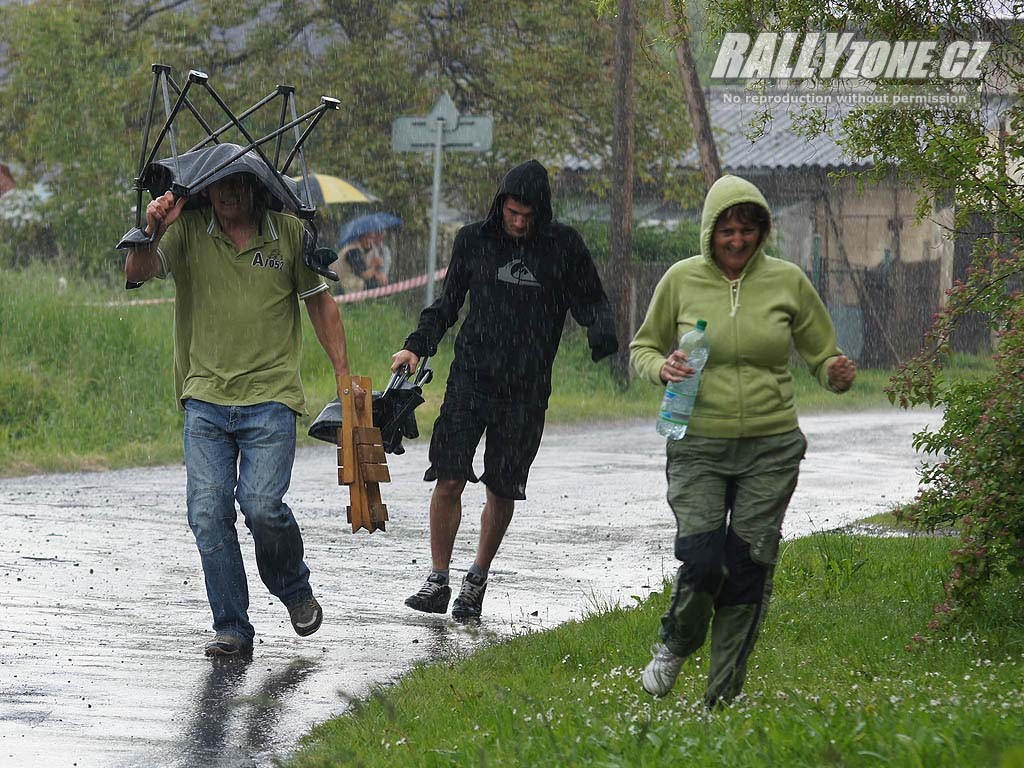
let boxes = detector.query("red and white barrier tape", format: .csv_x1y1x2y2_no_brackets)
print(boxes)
335,267,447,304
100,294,174,307
100,267,447,308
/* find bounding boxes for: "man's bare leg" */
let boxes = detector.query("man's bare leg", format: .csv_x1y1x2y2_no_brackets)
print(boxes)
430,478,466,571
471,488,515,575
406,478,467,613
450,488,513,620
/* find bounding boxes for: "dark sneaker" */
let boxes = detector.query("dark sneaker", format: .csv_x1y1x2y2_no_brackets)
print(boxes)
404,573,451,614
288,594,323,637
451,572,487,621
204,633,253,657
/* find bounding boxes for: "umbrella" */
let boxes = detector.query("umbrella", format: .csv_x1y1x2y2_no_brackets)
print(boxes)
338,212,403,247
292,173,379,207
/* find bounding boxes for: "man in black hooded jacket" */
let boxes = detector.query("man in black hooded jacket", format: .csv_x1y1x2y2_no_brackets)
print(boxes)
391,159,618,621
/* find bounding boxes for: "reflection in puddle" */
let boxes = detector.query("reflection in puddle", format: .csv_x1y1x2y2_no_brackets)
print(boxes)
177,656,320,768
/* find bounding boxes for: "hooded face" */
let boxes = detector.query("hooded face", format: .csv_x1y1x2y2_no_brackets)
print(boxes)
483,160,553,239
502,196,536,240
699,176,773,279
712,210,763,280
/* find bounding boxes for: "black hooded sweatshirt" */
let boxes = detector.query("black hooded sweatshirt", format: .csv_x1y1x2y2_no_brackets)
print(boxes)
404,160,618,408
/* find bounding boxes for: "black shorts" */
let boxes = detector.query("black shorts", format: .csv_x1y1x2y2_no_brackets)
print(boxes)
425,386,546,501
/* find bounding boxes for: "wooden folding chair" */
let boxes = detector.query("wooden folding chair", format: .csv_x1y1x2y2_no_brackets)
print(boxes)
337,374,389,533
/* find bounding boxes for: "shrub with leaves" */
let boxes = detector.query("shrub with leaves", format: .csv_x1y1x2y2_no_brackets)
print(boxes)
888,244,1023,624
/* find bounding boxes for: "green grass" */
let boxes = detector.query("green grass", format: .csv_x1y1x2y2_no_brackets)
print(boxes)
0,265,986,475
0,266,421,474
288,535,1024,768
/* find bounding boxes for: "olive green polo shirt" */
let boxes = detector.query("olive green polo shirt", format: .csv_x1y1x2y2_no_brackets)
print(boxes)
156,208,327,414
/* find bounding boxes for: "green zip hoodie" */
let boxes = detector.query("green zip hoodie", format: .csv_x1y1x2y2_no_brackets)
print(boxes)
629,175,844,438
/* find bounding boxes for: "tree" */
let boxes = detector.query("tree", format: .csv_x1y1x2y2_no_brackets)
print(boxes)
662,0,720,191
704,0,1024,625
608,0,638,383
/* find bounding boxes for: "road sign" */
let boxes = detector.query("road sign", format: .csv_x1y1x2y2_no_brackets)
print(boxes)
391,94,494,305
391,117,493,152
391,93,493,153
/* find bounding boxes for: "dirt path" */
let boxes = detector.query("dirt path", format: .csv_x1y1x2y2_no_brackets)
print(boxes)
0,409,940,767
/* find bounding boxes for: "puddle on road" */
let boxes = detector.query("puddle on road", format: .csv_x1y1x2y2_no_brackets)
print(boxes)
0,410,938,767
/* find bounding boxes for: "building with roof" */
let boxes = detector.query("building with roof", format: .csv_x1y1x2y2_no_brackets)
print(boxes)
556,90,970,365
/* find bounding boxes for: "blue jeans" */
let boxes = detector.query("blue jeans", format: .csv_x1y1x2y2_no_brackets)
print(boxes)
184,399,312,643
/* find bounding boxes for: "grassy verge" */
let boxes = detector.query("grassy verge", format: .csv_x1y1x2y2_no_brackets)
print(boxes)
288,535,1024,768
0,266,982,475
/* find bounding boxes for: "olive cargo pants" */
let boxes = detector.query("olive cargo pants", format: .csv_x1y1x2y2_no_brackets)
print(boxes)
660,429,807,707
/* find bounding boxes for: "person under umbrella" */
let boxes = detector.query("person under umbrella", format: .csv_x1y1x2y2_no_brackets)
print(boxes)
334,212,402,293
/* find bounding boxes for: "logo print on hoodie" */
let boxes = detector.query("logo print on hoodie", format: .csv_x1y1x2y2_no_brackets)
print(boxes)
496,259,540,287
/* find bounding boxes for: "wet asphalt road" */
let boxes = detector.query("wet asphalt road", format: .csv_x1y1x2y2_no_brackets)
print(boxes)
0,409,940,768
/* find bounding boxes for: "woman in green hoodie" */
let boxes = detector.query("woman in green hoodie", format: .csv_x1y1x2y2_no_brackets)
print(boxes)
630,175,857,705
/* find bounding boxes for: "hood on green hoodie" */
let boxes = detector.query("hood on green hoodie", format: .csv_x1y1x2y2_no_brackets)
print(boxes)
700,174,772,273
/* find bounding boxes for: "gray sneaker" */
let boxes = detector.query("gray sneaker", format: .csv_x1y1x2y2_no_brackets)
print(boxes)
641,643,683,697
451,572,487,621
404,573,451,614
288,594,323,637
204,633,253,657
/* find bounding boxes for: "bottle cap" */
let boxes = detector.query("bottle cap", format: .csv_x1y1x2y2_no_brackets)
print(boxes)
696,319,707,330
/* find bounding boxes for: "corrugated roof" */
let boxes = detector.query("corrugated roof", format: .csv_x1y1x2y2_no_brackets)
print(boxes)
561,90,869,173
563,90,1019,174
689,92,871,170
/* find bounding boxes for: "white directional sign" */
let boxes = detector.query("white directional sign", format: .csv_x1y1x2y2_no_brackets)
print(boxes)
391,93,493,153
392,94,494,305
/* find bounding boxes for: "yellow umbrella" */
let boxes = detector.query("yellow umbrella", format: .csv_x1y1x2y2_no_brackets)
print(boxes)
291,173,379,205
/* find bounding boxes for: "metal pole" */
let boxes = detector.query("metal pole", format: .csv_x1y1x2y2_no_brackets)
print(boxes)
425,117,444,307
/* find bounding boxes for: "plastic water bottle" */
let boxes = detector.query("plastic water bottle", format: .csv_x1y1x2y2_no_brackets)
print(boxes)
657,320,709,440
